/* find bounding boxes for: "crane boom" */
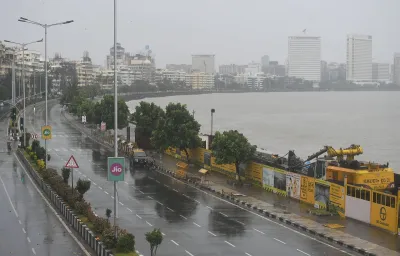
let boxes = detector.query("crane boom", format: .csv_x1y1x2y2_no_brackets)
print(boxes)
326,144,363,161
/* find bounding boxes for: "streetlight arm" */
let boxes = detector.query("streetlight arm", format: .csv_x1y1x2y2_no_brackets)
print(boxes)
25,38,44,46
18,19,44,27
4,40,23,46
48,20,74,27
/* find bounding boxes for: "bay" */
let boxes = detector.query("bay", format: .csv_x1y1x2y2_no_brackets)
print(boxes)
127,91,400,173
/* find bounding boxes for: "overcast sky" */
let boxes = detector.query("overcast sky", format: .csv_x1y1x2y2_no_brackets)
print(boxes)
1,0,399,67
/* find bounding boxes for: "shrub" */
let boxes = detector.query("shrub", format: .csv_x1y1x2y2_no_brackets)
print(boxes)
76,178,91,200
93,216,110,234
61,167,71,184
36,147,46,160
33,155,37,161
37,159,45,170
26,146,32,153
102,228,117,249
116,232,135,253
75,200,91,216
32,140,40,152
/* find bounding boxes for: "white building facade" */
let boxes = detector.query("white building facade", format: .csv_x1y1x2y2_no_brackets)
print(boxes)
372,63,390,82
185,72,214,90
287,36,321,82
393,53,400,86
192,55,215,74
346,34,372,82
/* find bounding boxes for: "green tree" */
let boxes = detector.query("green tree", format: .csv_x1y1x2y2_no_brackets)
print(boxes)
131,101,165,138
211,130,256,182
151,103,201,160
76,178,91,200
94,95,130,130
145,228,163,256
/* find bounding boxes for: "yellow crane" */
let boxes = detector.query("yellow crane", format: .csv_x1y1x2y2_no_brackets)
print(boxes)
325,144,363,161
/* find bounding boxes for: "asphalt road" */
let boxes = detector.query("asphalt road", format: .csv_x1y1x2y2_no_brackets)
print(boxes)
27,101,360,256
0,104,90,256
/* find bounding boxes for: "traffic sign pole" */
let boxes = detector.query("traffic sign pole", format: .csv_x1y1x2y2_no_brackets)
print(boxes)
66,155,79,194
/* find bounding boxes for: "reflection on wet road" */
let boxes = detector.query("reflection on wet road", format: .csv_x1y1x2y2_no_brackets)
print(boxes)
26,101,359,256
0,104,89,256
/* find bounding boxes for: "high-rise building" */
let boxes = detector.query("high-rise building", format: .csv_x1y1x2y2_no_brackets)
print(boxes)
393,53,400,86
372,63,390,82
346,34,372,82
166,64,192,73
76,51,94,87
191,55,215,74
261,55,269,73
287,36,321,81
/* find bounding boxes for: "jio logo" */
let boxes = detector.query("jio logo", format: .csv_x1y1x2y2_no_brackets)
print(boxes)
110,163,123,176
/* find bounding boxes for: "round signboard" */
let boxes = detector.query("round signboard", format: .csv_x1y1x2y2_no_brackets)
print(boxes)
43,128,51,136
110,163,123,176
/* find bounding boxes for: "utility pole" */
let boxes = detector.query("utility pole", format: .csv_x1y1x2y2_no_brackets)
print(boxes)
113,0,119,239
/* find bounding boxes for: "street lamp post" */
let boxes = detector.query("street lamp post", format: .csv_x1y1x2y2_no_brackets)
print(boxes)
113,0,119,239
4,39,43,148
210,108,215,136
18,17,74,167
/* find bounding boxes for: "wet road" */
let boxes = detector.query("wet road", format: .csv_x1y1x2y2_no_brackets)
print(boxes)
0,104,90,256
27,101,360,256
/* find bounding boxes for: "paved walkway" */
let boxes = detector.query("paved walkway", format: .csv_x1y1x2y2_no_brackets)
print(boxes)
151,153,400,256
62,109,400,256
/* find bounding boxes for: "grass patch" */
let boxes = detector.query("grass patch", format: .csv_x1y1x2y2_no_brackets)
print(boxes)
77,215,95,230
112,250,138,256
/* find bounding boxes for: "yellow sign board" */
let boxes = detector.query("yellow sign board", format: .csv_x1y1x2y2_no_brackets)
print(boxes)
370,201,397,233
41,125,52,140
355,172,394,190
300,176,315,205
330,183,345,217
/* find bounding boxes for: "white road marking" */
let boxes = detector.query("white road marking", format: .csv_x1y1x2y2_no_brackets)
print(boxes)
164,184,170,188
253,228,265,235
219,212,228,217
297,249,311,256
22,228,26,233
27,237,31,243
193,222,201,227
156,201,163,205
124,182,128,185
236,220,245,225
14,154,92,256
148,196,153,199
119,201,124,206
88,179,91,182
0,175,19,217
224,241,235,247
206,206,214,210
171,240,179,246
82,174,86,178
92,182,97,185
245,253,253,256
194,199,200,203
274,238,286,244
111,196,114,199
98,187,103,190
18,220,22,225
185,250,194,256
155,180,160,184
146,221,153,227
127,208,133,212
167,207,174,212
180,215,187,220
153,169,355,256
148,177,154,180
104,191,109,194
138,190,144,194
208,231,217,236
136,214,142,219
173,189,178,192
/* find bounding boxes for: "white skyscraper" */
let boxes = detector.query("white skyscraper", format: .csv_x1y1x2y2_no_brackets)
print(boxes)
288,36,321,81
192,55,215,74
346,34,372,82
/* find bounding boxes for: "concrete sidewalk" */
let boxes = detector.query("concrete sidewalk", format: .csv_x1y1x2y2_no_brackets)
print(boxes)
152,153,400,256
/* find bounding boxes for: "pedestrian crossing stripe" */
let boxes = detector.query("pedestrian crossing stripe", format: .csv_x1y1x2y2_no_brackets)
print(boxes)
48,148,84,152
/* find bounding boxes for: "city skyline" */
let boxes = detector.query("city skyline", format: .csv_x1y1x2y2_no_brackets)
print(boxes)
1,0,398,67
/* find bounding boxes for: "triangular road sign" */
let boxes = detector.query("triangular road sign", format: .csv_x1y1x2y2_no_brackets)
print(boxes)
65,155,79,168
